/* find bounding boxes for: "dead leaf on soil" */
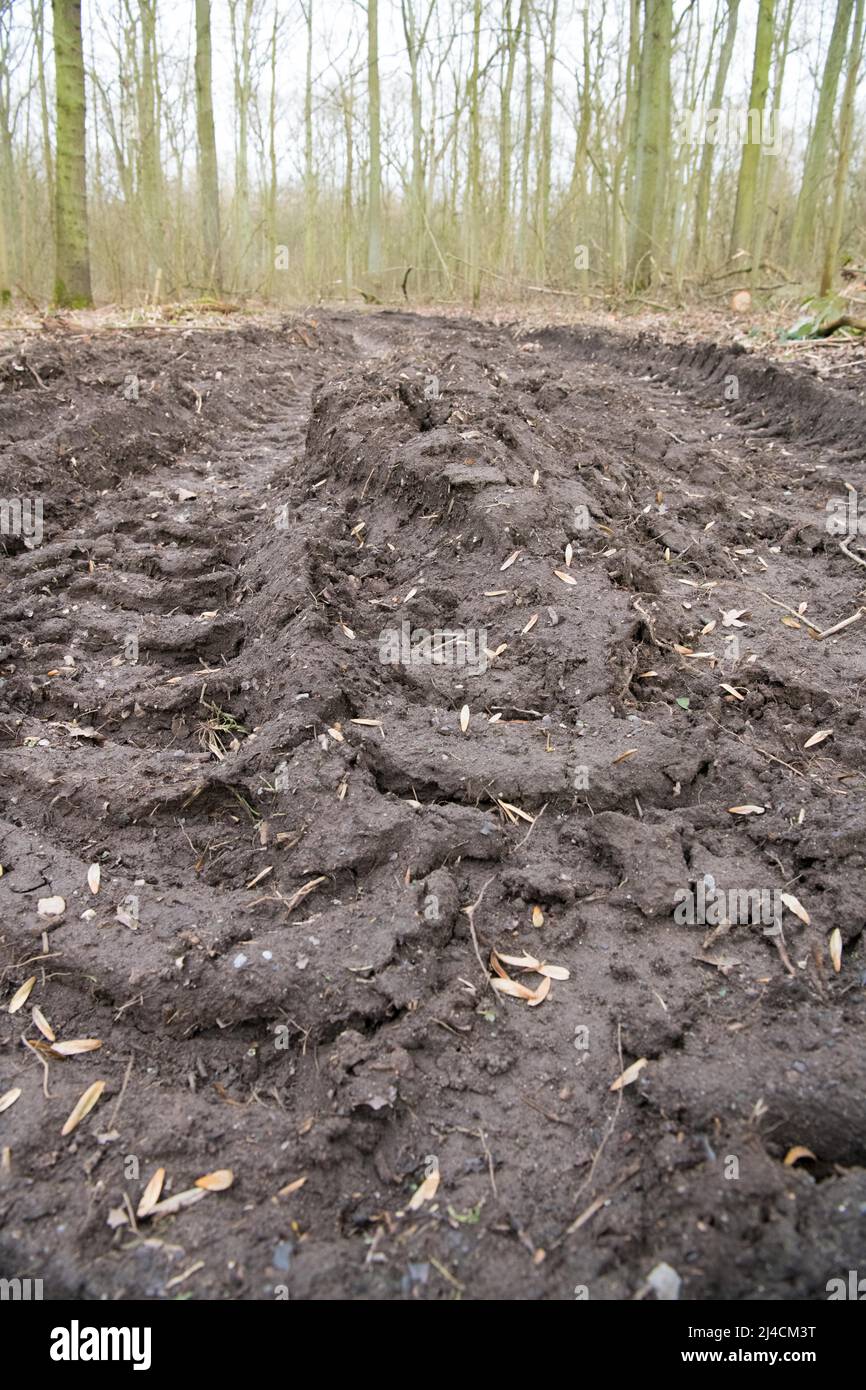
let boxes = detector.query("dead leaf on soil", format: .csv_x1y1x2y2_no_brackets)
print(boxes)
527,975,551,1007
194,1168,234,1192
532,905,544,927
7,976,35,1014
829,928,843,973
61,1080,106,1136
32,1006,55,1041
52,1039,102,1056
803,729,833,749
0,1087,21,1113
780,892,810,926
137,1167,166,1218
500,550,521,571
727,805,765,815
610,1058,647,1092
554,569,577,585
459,705,470,733
87,863,101,894
408,1168,441,1210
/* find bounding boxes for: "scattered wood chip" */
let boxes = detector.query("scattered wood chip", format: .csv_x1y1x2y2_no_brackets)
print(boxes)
149,1187,207,1217
195,1168,234,1192
246,865,274,890
283,876,326,913
278,1175,307,1197
780,892,810,926
61,1080,106,1136
804,729,833,749
87,863,101,894
610,1058,647,1092
407,1168,440,1210
7,976,36,1014
37,896,66,917
137,1167,166,1218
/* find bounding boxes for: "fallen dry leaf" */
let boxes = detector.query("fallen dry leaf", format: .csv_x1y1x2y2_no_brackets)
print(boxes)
52,1039,103,1056
780,892,810,926
612,749,638,765
610,1058,647,1092
7,976,35,1015
0,1087,21,1113
500,549,521,571
531,904,544,927
61,1080,106,1136
521,614,539,635
194,1168,234,1192
32,1006,55,1042
459,705,470,733
87,863,101,894
728,805,765,815
803,729,833,749
408,1168,440,1210
829,927,843,973
554,568,577,585
137,1167,166,1218
527,975,551,1007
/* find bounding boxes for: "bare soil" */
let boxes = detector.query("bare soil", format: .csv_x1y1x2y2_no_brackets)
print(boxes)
0,308,864,1301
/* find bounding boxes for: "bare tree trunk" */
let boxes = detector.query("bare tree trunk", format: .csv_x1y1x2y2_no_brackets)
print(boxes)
693,0,740,273
367,0,383,276
821,0,865,293
789,0,855,268
52,0,92,306
195,0,221,293
628,0,673,289
729,0,774,261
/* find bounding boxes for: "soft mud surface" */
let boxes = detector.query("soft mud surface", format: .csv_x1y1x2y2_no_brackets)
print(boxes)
1,309,864,1301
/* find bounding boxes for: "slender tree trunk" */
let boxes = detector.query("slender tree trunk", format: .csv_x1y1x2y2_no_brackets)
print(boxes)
137,0,162,283
367,0,383,275
52,0,92,306
729,0,774,260
693,0,740,273
194,0,221,292
820,0,864,293
536,0,558,277
751,0,794,280
789,0,855,268
467,0,482,304
628,0,673,289
519,5,533,276
303,2,316,288
496,0,523,277
31,0,55,224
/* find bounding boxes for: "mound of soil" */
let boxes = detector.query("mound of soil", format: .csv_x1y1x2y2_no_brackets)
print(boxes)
0,309,864,1300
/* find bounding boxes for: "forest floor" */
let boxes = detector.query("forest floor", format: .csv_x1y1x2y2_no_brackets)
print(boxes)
0,305,864,1301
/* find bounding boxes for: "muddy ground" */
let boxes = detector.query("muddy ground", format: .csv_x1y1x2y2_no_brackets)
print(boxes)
0,308,864,1301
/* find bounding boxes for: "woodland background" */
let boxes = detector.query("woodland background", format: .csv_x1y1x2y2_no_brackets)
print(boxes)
1,0,865,309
